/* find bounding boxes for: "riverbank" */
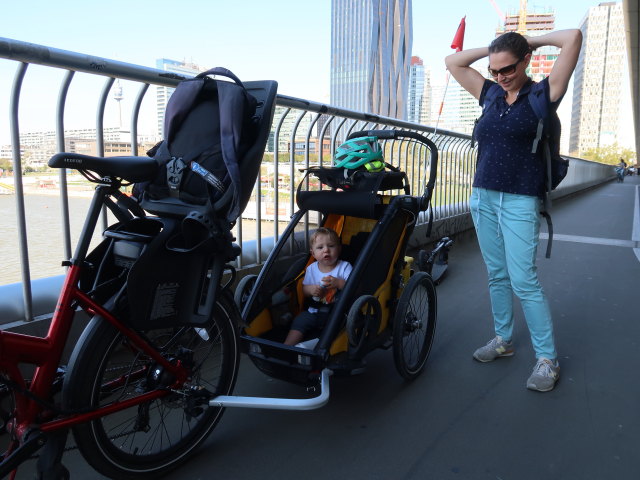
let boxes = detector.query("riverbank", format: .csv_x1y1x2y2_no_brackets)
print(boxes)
0,174,96,198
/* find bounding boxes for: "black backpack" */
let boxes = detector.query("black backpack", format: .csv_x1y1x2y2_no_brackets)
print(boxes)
124,70,277,328
139,67,260,223
473,80,568,258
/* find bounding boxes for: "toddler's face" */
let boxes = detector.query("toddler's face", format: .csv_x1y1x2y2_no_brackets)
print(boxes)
311,233,341,269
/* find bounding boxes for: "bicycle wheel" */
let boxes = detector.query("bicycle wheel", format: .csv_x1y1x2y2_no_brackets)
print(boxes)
62,291,240,479
392,272,437,380
233,274,257,313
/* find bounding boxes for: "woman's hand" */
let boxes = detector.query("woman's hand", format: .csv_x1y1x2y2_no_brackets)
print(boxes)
445,47,490,100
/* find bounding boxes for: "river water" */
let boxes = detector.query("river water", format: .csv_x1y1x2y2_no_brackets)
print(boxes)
0,193,101,285
0,192,293,286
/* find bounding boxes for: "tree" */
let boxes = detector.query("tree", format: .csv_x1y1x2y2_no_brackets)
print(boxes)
581,143,636,165
0,158,12,174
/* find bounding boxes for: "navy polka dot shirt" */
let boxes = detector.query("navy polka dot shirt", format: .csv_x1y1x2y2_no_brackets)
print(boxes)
474,78,555,198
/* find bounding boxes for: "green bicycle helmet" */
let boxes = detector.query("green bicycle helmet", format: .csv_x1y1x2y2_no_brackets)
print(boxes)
334,136,385,172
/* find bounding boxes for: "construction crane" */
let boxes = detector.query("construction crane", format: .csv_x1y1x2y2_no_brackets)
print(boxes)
488,0,505,22
518,0,528,34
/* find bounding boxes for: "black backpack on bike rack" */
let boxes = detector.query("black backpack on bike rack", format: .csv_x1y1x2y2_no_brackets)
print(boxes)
138,67,276,223
121,68,277,328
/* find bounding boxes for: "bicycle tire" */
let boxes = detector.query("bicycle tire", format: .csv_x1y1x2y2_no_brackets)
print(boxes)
62,291,240,479
392,272,437,380
233,274,257,313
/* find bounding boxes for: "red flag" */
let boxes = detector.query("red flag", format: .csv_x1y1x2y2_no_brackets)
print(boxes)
451,16,466,52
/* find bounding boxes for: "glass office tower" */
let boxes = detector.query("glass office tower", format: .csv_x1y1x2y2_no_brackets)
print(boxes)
330,0,412,120
569,2,632,155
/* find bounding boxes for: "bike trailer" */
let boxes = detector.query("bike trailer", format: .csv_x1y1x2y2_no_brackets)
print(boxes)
235,130,440,388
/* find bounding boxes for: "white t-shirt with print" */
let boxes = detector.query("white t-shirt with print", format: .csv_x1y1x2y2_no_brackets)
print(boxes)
303,260,352,313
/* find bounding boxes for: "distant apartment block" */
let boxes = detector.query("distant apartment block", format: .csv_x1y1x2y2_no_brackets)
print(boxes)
495,6,558,82
419,65,432,126
155,59,206,137
407,56,425,124
17,127,156,168
330,0,412,120
569,2,633,155
430,74,481,135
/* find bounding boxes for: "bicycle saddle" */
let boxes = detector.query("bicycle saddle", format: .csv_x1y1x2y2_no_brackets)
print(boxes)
48,152,159,183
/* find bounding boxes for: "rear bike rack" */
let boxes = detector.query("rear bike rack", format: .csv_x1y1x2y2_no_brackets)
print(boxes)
209,368,331,411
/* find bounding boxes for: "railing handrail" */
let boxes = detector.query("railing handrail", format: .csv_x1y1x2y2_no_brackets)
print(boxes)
0,37,185,87
0,36,471,141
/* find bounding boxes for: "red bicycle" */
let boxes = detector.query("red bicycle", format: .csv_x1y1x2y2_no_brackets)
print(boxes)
0,154,242,479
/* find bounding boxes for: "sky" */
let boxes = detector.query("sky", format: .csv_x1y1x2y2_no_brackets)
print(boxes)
0,0,606,143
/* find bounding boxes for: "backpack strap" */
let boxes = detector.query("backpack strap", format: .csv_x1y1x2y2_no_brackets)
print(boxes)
160,76,210,199
540,210,553,259
215,80,247,221
528,82,556,259
196,67,246,87
198,67,255,221
528,83,549,154
472,83,502,147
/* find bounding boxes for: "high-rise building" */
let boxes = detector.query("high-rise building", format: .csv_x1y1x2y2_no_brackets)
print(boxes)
155,59,206,137
569,2,633,156
419,65,432,126
407,56,425,124
330,0,412,120
495,4,558,82
430,74,481,135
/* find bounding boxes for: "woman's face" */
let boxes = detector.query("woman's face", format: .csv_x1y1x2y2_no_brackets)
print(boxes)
488,51,530,93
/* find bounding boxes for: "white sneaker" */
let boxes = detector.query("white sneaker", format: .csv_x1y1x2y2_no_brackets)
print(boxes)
473,336,514,362
526,358,560,392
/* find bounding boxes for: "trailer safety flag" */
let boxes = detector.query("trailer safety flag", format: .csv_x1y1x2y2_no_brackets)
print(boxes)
451,16,466,52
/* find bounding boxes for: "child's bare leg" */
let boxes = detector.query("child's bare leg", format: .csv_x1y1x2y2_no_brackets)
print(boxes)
284,329,304,346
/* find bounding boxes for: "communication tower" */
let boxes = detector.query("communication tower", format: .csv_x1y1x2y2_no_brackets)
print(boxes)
113,80,124,129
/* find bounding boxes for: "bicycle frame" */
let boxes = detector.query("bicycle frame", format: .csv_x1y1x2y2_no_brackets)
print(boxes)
0,172,334,478
0,182,186,472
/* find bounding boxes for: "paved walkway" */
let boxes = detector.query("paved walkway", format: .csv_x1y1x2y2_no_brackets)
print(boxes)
18,176,640,479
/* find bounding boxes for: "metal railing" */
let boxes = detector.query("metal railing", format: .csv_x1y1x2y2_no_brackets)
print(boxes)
0,37,613,324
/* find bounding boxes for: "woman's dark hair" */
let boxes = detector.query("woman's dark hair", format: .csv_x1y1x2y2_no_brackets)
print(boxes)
488,32,531,59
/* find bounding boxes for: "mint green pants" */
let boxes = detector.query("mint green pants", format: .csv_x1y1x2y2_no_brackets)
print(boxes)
470,188,556,360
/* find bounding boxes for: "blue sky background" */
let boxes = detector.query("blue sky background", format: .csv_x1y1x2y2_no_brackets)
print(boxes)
0,0,606,140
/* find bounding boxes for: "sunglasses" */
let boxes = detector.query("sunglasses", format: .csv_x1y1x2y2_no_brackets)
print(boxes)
488,57,524,77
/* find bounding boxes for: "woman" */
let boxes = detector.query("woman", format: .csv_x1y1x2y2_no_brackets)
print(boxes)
445,29,582,392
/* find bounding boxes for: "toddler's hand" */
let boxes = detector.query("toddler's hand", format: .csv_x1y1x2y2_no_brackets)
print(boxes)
310,284,324,298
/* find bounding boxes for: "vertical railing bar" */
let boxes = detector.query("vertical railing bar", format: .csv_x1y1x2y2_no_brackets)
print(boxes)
96,77,115,233
466,141,476,211
305,112,321,168
409,140,417,197
273,108,290,246
388,139,397,169
451,138,462,213
448,138,458,213
255,171,262,264
55,70,75,263
130,83,150,155
305,113,322,232
9,62,33,322
453,138,466,214
441,137,454,217
288,111,308,241
330,117,348,156
318,115,335,169
343,119,359,138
